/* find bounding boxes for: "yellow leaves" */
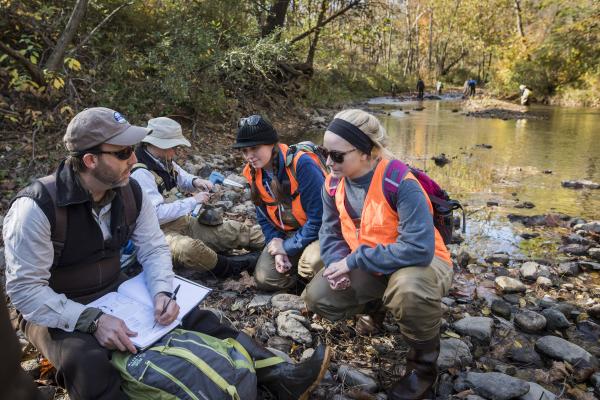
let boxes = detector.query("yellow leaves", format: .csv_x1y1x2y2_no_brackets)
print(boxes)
481,306,491,316
60,105,74,116
50,76,64,90
3,114,20,124
513,340,522,349
444,330,461,339
64,57,81,71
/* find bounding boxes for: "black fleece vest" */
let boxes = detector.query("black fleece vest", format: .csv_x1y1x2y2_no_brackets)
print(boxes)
134,146,178,193
12,161,142,302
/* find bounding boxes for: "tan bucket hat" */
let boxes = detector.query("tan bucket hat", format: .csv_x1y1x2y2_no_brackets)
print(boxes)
142,117,191,149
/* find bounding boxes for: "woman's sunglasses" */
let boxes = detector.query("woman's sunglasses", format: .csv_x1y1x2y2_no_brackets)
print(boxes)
85,145,135,161
323,148,356,164
238,115,262,127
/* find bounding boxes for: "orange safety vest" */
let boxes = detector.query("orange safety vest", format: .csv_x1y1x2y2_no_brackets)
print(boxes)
242,143,323,232
325,158,452,265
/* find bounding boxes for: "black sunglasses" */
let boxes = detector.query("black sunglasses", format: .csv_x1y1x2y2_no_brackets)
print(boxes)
238,115,262,127
85,146,135,161
324,148,357,164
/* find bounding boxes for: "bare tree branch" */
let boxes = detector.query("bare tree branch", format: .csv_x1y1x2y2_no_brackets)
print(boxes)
69,2,133,56
290,0,362,44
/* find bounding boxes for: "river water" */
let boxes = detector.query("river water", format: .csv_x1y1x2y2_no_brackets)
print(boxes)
303,97,600,257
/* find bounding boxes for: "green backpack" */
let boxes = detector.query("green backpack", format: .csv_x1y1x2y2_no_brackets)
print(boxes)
112,329,277,400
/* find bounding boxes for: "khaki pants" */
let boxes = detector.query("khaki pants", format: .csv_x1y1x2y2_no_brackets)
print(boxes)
303,257,453,341
254,241,323,291
163,215,264,272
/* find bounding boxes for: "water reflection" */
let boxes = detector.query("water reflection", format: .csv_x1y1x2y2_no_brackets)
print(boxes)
307,98,600,219
296,98,600,258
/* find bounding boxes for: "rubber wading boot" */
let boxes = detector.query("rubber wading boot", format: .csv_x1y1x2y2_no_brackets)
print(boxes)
355,304,386,336
235,333,331,400
388,334,440,400
212,252,261,278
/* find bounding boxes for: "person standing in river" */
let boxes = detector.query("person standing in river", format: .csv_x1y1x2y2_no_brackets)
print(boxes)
234,115,326,291
519,84,532,106
416,78,425,99
303,109,453,400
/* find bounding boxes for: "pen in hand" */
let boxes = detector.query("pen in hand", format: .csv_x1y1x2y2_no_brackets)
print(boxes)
152,284,181,329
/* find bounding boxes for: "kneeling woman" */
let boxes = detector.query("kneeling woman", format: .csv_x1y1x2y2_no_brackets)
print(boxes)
304,109,453,400
234,115,325,291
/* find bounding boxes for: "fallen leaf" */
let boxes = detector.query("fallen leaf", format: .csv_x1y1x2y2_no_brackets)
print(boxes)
444,330,461,339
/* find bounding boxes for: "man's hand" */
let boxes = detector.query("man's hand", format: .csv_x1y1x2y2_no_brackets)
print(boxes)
193,191,210,204
154,293,180,327
275,253,292,274
94,314,138,354
193,178,213,191
267,238,286,256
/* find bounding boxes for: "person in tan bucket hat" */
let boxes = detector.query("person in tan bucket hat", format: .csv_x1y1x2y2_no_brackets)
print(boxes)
131,117,264,277
4,107,330,400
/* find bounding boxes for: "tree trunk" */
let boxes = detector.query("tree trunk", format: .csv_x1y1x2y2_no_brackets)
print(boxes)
427,8,433,72
441,50,468,75
306,0,329,67
290,0,361,44
45,0,89,72
261,0,289,38
514,0,525,38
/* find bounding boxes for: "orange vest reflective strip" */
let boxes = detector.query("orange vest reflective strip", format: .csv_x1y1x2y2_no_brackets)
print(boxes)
242,143,321,231
325,158,452,265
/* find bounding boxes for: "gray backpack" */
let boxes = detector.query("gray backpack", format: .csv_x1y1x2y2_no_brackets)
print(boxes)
112,329,258,400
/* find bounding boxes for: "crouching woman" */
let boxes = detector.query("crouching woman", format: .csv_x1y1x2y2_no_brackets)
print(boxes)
303,109,454,400
234,115,326,291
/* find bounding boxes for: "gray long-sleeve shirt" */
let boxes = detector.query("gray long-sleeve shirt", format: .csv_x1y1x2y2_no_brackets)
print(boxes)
319,168,435,274
3,189,174,332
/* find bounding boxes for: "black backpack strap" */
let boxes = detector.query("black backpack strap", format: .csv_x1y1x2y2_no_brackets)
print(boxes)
38,175,67,267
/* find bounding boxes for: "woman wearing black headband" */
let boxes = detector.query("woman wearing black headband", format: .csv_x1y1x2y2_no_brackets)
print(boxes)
303,109,454,400
234,115,327,291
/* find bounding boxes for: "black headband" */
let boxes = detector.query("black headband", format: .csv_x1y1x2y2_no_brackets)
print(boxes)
327,118,374,154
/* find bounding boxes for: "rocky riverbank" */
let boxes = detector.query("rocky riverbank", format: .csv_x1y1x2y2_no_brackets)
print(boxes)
5,145,600,399
461,98,548,120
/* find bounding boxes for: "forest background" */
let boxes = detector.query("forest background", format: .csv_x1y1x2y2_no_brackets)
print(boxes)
0,0,598,206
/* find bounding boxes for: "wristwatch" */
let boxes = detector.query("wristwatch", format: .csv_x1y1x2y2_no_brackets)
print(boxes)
87,311,104,334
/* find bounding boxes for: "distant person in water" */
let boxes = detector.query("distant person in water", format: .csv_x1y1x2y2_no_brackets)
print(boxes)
468,79,476,96
519,84,531,106
391,82,398,98
416,78,425,99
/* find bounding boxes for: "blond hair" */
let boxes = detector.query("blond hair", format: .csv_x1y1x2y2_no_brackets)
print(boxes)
333,109,396,160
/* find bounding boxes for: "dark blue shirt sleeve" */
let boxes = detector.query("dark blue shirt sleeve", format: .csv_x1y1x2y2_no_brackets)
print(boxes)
282,154,325,257
255,204,285,243
319,185,352,266
346,179,435,274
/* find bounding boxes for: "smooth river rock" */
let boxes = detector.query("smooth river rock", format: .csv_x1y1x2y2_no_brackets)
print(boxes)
465,372,530,400
535,335,596,366
453,317,493,342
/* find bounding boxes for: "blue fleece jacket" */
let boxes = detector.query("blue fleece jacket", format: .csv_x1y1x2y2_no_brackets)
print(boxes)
254,151,325,257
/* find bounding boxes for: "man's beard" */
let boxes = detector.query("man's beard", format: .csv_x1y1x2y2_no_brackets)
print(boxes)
92,162,130,188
